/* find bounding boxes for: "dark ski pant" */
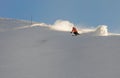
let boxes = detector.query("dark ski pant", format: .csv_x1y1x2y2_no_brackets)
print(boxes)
73,32,80,36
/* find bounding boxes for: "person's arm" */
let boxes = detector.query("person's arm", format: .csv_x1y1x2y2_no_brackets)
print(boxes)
70,28,74,33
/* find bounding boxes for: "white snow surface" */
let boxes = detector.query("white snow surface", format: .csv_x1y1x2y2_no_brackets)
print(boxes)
0,18,120,78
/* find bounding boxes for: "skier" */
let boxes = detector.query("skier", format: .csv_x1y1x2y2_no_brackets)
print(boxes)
70,27,80,36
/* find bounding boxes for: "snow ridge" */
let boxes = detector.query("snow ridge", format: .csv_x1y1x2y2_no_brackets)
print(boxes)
0,18,120,36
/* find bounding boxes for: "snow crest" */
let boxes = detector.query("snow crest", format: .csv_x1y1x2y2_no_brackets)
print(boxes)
0,18,120,36
95,25,108,36
50,20,73,31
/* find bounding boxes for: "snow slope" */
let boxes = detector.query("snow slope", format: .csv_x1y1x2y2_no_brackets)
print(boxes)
0,18,120,78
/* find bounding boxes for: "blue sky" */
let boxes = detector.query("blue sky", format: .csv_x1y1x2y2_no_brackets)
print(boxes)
0,0,120,32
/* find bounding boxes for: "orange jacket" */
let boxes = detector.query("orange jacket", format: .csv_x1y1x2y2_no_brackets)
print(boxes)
72,27,78,33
